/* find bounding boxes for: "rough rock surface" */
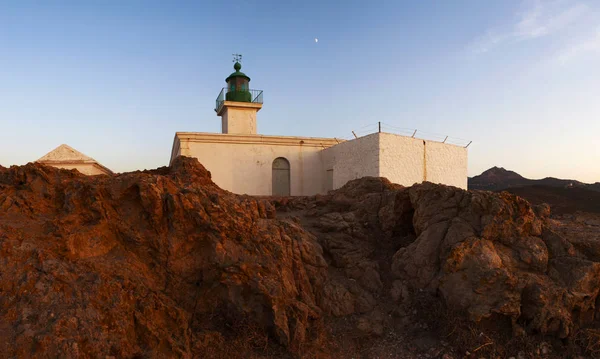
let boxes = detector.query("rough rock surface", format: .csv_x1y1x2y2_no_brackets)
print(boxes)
0,158,328,357
276,179,600,343
1,157,599,358
391,184,599,339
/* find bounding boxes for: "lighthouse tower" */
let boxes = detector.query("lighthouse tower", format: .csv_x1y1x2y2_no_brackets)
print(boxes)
214,56,263,134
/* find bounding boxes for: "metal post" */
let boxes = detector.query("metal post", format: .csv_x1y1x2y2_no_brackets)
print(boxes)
465,141,472,148
442,136,448,143
352,131,358,139
411,129,417,138
378,122,381,133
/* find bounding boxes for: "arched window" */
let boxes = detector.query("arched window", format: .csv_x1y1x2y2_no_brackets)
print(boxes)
272,157,290,196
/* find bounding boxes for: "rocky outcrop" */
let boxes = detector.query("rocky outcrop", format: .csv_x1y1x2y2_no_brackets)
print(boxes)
390,183,596,339
277,179,600,345
1,157,600,358
0,158,332,357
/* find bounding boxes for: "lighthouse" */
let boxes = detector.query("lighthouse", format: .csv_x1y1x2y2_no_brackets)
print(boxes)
169,55,468,196
214,55,263,135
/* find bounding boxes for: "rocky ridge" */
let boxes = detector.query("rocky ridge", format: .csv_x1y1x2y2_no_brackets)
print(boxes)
1,157,600,358
469,166,600,192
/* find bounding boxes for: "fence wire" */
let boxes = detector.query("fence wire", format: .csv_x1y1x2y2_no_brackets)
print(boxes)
337,122,472,147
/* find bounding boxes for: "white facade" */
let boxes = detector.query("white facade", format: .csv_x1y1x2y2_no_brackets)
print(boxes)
170,133,340,196
217,101,262,135
322,132,468,190
170,131,468,196
379,133,425,186
424,140,469,189
321,133,380,190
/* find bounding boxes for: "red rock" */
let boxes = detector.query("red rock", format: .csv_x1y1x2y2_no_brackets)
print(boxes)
2,158,600,357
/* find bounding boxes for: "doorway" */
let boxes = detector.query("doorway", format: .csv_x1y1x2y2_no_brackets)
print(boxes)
272,157,290,196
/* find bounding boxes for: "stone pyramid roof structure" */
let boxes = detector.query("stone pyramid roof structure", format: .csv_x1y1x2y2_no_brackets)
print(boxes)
37,144,94,162
37,144,113,175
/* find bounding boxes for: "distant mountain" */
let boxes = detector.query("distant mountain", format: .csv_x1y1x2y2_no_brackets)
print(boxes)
468,166,600,192
504,185,600,215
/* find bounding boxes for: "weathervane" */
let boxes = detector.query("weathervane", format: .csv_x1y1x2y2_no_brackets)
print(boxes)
232,54,242,63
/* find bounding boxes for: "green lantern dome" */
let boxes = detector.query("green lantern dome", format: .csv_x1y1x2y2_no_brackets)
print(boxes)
225,62,251,82
225,62,252,102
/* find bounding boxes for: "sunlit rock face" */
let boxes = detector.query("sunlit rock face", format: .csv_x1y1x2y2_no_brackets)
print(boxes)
0,156,598,357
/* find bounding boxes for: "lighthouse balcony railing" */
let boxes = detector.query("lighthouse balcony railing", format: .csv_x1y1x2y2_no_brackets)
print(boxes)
215,88,263,113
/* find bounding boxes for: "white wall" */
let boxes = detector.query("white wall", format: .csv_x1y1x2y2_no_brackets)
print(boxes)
379,133,425,187
172,133,340,196
323,132,468,190
220,102,261,135
171,131,468,196
425,141,468,189
321,133,380,189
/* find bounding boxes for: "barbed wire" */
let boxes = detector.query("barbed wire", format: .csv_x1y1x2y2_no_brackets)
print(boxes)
355,123,379,131
336,122,472,147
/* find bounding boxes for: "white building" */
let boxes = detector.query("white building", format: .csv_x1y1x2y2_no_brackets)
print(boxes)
170,62,468,196
37,144,113,176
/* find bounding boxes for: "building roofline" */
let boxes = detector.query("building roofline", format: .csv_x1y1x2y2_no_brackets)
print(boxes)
173,132,343,147
377,131,469,149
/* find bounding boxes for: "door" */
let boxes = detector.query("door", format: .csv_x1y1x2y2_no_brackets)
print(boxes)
272,157,290,196
326,169,333,192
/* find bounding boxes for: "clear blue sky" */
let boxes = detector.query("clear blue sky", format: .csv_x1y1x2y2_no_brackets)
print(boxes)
1,0,599,182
